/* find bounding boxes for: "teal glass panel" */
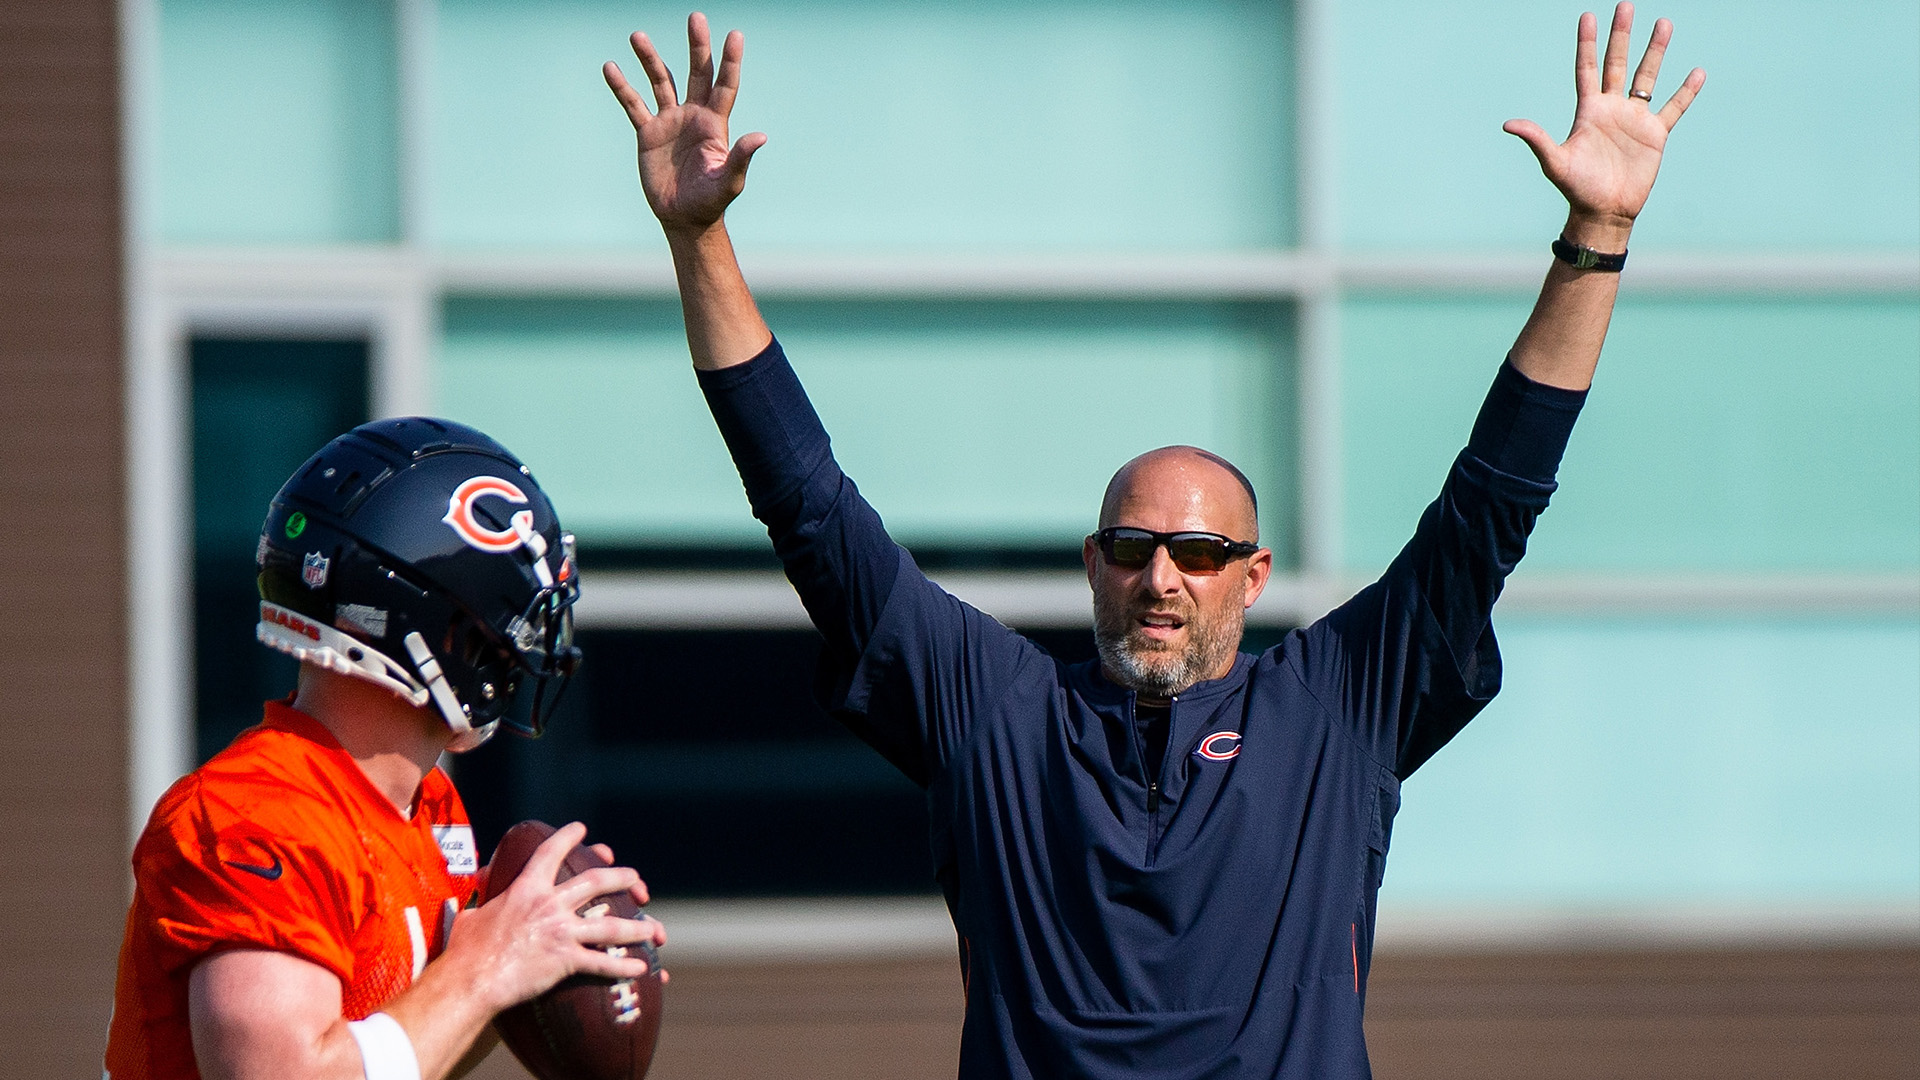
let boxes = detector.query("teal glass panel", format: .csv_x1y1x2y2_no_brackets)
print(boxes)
1341,295,1920,573
158,0,399,244
1381,617,1920,907
431,0,1292,251
1335,0,1920,250
437,298,1296,555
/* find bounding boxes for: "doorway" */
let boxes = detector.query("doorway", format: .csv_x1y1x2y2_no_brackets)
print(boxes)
190,337,369,761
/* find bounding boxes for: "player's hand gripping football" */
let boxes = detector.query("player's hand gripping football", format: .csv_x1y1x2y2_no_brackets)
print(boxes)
448,821,665,1014
1503,3,1705,245
605,12,766,237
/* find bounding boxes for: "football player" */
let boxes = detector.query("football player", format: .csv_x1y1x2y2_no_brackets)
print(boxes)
105,418,664,1080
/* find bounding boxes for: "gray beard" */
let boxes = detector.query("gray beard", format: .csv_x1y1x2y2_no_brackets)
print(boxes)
1093,591,1245,700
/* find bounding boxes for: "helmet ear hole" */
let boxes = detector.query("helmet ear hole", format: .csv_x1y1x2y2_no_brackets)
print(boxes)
449,616,495,669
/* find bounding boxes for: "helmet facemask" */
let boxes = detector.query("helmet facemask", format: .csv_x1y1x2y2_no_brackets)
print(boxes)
498,567,584,737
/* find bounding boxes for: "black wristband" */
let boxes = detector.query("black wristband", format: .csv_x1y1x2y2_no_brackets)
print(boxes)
1551,235,1628,272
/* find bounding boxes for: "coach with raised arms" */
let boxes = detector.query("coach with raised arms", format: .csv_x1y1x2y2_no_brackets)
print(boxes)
605,6,1702,1075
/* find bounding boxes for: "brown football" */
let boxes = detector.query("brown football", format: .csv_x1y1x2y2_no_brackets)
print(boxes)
482,820,665,1080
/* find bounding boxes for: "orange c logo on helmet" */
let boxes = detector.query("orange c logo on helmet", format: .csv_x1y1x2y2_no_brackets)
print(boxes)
443,476,534,553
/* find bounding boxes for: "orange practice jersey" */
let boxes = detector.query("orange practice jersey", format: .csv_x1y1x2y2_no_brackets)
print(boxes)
105,700,481,1080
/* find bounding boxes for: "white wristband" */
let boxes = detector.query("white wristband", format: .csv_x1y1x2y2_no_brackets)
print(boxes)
346,1012,421,1080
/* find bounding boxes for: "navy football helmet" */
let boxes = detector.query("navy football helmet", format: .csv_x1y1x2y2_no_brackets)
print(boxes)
255,417,581,750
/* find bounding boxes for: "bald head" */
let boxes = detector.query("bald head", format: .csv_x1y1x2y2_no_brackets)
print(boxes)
1098,446,1259,543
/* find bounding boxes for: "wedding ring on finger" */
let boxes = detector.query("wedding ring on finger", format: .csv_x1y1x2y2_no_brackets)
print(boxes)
1629,88,1654,101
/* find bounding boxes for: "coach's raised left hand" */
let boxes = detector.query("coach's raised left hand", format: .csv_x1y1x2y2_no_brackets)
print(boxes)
1503,2,1705,249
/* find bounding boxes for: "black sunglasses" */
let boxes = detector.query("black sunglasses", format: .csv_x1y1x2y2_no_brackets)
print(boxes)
1089,527,1261,574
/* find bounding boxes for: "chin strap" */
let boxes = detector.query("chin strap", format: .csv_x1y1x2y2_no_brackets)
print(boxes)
256,602,497,752
402,631,497,752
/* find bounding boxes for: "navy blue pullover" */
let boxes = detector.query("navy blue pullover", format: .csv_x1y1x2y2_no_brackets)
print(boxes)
698,341,1585,1078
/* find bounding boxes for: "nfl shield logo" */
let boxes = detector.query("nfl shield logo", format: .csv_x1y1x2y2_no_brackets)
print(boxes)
302,551,330,589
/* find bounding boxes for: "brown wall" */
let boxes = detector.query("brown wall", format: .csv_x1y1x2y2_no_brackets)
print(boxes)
1363,944,1919,1080
467,945,1919,1080
0,0,129,1072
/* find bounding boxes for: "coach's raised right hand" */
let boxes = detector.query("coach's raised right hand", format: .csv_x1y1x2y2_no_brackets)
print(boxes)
605,12,766,237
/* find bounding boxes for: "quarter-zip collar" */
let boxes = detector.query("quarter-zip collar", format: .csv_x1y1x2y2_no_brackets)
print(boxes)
1074,652,1258,835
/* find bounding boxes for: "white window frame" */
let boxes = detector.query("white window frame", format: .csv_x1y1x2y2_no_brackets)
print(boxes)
122,0,1919,845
